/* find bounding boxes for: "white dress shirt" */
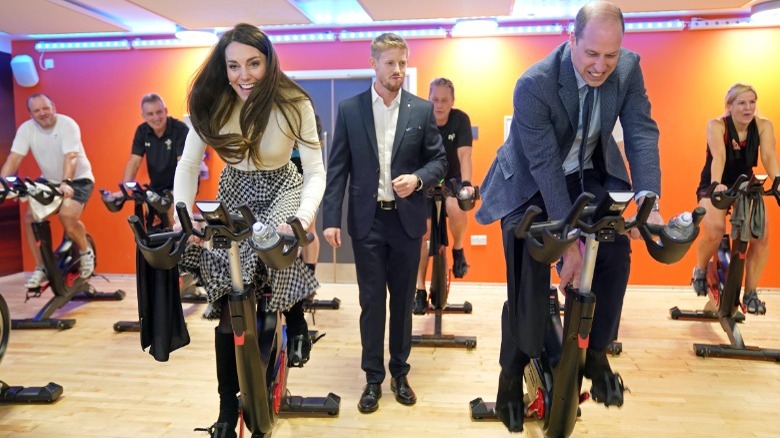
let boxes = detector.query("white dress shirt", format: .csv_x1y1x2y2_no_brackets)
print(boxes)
371,84,401,202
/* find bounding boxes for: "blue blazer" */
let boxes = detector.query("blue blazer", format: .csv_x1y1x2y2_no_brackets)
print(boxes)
323,88,447,240
476,42,660,224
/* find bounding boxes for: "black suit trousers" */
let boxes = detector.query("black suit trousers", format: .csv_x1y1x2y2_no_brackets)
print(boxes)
499,170,631,377
353,207,421,384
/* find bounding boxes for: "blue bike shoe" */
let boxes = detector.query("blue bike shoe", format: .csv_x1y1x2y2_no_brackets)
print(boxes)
743,289,766,315
691,267,707,297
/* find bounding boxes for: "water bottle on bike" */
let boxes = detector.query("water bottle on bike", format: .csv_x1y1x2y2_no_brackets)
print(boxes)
251,221,280,250
665,211,694,241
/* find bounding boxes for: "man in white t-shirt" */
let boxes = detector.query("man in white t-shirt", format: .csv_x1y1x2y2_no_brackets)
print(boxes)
0,94,96,288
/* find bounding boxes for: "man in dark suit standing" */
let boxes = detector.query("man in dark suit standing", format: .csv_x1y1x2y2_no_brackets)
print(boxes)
476,1,664,431
322,33,447,414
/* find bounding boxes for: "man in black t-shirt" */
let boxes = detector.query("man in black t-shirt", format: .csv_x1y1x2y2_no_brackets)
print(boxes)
118,93,189,224
414,78,474,313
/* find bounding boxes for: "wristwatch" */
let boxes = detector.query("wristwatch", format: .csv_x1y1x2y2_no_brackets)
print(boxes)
61,178,73,186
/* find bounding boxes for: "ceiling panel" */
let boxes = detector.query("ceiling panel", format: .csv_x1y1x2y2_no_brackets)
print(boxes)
359,0,515,21
0,0,770,40
614,0,755,14
128,0,313,29
0,0,129,35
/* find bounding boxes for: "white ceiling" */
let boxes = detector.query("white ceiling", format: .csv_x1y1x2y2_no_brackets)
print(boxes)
0,0,770,40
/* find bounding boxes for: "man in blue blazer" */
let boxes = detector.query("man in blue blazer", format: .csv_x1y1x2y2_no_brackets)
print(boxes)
476,1,664,431
322,33,447,414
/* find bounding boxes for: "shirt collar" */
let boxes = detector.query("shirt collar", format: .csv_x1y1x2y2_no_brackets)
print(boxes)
371,83,401,108
573,69,588,91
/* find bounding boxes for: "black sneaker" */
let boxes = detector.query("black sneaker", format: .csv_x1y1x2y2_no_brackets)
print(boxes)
413,289,428,315
743,289,766,315
691,267,707,297
452,248,469,278
583,348,626,407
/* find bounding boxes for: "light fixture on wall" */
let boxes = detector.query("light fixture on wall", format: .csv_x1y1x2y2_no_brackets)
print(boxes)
450,18,499,37
174,26,218,45
751,0,780,21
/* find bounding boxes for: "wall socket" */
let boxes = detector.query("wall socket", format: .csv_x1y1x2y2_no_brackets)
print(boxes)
44,59,54,69
471,234,487,246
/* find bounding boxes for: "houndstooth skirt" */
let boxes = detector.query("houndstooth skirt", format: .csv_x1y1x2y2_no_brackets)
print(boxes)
179,162,319,319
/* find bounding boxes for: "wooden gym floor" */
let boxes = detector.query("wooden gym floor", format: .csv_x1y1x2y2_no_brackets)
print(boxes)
1,272,779,437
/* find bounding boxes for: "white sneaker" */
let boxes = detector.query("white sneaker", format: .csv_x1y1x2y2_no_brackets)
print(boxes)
25,267,48,289
79,248,95,279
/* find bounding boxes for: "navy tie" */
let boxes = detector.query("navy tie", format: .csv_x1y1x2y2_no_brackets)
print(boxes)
578,85,593,193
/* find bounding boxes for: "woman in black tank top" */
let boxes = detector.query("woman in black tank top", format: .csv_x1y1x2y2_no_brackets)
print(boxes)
691,83,780,314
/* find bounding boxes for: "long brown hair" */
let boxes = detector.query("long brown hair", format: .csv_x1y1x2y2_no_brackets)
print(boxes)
187,23,314,167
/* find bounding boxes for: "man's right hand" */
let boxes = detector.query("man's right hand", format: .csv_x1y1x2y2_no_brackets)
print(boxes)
558,242,583,293
323,227,341,248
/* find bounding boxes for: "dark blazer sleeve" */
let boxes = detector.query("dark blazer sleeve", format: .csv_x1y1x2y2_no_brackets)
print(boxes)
414,100,447,189
393,95,447,238
322,99,351,230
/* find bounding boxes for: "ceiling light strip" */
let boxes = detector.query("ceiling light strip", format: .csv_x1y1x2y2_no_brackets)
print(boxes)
131,38,215,49
495,24,564,36
688,17,778,30
268,32,336,43
625,20,685,32
338,28,446,41
35,40,130,52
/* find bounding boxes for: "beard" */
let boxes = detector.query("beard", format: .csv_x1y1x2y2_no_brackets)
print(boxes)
380,76,403,93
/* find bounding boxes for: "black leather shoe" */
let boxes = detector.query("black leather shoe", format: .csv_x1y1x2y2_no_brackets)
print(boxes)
390,375,417,405
358,383,382,413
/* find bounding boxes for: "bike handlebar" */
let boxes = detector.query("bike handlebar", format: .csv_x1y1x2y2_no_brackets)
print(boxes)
131,201,312,271
101,181,172,215
1,176,63,205
515,192,702,265
704,174,780,210
514,192,594,264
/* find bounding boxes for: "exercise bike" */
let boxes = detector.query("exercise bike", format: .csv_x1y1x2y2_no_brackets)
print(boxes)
670,174,780,361
100,181,206,332
0,292,63,402
470,192,703,437
0,176,124,330
131,201,340,437
411,180,479,349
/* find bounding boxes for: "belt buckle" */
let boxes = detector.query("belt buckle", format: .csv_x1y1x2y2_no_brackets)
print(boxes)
378,200,395,210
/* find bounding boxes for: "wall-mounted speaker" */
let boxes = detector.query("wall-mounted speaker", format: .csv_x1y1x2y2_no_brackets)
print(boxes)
10,55,39,87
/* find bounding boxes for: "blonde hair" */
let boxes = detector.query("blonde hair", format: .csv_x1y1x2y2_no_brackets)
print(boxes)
725,83,758,108
370,33,408,59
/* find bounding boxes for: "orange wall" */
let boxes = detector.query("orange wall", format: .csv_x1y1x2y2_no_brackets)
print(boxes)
10,26,780,286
